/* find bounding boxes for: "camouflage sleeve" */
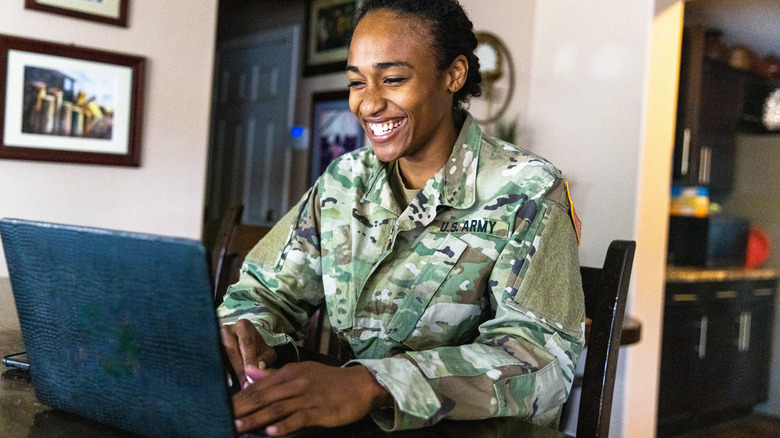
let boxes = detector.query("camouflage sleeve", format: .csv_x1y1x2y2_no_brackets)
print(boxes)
349,178,585,431
216,186,324,347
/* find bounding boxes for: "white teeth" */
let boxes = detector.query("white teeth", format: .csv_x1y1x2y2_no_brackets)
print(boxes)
369,120,401,136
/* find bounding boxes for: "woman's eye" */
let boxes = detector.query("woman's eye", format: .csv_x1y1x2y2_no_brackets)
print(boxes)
384,77,406,85
347,80,365,89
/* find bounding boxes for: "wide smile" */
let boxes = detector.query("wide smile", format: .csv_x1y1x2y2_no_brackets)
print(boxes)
366,118,406,141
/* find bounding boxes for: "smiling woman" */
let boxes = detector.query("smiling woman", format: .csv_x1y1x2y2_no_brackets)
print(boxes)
346,9,466,189
217,0,585,436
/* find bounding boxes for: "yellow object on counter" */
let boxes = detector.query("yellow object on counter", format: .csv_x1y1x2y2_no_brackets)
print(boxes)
670,186,709,217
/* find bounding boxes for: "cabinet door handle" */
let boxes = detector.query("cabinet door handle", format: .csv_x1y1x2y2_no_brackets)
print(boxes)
738,312,745,351
673,293,698,302
754,288,774,297
739,311,752,352
699,146,711,185
698,315,708,359
739,311,750,351
681,128,691,176
716,290,737,299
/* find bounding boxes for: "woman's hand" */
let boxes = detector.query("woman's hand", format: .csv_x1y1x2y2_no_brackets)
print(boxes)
232,362,393,436
221,319,278,388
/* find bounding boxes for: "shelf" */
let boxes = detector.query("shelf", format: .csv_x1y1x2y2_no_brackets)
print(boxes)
666,266,778,283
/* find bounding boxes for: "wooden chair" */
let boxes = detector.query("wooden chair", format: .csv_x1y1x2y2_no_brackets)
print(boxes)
211,205,271,307
572,240,636,438
211,205,347,359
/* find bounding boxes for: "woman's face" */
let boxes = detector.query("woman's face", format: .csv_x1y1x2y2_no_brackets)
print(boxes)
347,10,461,164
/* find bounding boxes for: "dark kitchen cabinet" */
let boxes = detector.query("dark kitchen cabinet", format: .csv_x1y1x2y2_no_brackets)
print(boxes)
672,27,746,195
657,295,701,427
744,286,776,403
657,275,777,437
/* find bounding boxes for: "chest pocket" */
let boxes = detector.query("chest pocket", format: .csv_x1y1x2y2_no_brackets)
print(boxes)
386,234,468,343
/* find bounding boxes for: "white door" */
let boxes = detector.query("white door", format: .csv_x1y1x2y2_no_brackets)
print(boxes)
205,26,299,241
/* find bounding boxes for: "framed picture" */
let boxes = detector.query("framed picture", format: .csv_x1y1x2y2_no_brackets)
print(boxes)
0,35,145,166
25,0,129,27
304,0,362,76
310,90,364,184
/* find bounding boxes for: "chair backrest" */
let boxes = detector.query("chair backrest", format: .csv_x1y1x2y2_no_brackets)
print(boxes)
211,205,349,359
577,240,636,438
211,205,270,307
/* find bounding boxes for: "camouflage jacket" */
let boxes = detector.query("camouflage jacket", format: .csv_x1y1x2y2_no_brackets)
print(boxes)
218,114,585,431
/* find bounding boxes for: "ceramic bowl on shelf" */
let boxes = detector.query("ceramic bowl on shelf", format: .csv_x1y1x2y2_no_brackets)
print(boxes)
745,226,771,269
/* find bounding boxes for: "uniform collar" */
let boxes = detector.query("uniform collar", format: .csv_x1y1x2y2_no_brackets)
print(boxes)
362,112,482,216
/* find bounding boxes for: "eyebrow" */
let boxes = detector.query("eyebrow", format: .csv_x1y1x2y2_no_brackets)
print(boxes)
346,61,412,73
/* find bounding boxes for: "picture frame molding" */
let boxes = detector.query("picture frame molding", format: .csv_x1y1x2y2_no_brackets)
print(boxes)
309,89,364,185
0,34,145,166
304,0,362,76
24,0,129,28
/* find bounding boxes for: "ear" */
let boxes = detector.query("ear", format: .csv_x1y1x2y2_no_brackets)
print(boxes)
445,54,469,94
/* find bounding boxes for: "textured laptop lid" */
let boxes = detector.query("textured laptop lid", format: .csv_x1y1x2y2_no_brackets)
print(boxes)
0,218,235,438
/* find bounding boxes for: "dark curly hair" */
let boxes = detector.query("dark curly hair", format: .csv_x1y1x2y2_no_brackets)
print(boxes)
355,0,482,110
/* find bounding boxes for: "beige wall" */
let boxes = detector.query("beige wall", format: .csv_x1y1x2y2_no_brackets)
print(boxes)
459,0,536,140
0,0,219,280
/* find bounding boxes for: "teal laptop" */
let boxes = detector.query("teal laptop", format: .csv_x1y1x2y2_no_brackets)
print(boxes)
0,218,265,438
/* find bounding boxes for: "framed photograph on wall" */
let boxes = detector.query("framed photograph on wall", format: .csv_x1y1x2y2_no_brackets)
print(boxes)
310,90,364,184
0,35,145,166
25,0,129,27
304,0,362,75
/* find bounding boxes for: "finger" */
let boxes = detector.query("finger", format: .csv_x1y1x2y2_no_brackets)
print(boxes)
234,320,260,372
235,395,310,434
255,347,276,370
232,366,306,418
264,410,314,436
245,365,270,383
232,376,285,418
220,325,247,387
242,365,271,388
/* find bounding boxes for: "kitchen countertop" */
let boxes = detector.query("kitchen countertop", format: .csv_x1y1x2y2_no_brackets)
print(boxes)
666,266,779,282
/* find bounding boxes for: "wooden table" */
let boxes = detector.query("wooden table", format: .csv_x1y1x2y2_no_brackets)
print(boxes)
0,330,572,438
618,316,642,346
584,315,642,347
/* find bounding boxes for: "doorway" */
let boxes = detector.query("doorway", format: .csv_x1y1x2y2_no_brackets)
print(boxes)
203,25,300,248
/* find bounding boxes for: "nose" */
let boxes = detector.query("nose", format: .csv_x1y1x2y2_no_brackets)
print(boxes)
358,84,386,117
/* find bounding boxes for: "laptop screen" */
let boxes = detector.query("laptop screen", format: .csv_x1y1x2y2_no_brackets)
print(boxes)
1,218,238,438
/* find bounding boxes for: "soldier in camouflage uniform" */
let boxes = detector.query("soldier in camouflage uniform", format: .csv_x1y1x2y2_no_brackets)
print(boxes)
219,0,584,435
